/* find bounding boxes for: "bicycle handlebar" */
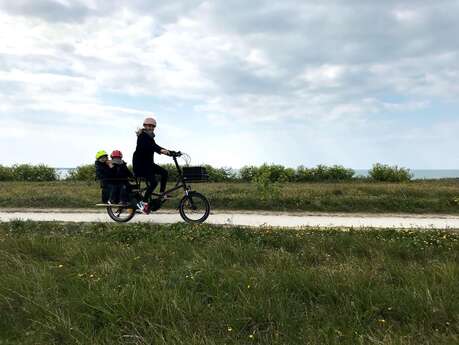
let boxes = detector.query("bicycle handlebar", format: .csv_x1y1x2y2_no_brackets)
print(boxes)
169,150,182,157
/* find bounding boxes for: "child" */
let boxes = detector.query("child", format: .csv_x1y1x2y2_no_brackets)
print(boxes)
94,150,114,203
109,150,133,204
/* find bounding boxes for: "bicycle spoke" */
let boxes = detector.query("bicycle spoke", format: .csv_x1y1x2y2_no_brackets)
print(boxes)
179,192,210,223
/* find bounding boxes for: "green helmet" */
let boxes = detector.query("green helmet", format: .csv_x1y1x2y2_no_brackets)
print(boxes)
95,150,108,159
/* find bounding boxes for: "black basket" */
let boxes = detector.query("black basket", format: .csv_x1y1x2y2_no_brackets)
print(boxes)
182,166,209,182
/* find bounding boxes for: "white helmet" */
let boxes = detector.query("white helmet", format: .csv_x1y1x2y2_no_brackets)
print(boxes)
143,117,156,126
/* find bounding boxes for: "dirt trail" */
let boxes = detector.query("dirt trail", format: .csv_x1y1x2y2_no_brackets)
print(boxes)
1,210,459,229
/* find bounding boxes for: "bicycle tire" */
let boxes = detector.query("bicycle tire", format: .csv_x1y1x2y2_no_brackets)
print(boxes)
179,191,210,224
107,205,136,223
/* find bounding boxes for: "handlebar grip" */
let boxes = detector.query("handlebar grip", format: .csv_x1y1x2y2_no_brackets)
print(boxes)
170,151,182,157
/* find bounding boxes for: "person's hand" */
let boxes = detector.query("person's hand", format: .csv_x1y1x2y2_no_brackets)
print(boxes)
106,160,113,168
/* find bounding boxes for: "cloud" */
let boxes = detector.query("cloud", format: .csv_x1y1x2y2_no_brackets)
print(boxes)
0,0,91,22
1,1,459,167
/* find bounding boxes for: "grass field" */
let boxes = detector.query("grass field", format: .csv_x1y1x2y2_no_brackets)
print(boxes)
1,180,459,214
0,221,458,344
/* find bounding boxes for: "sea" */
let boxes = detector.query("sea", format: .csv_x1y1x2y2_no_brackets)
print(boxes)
55,168,459,180
55,168,75,179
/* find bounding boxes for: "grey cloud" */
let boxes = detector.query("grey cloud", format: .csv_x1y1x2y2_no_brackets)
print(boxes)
209,1,459,65
0,0,91,22
0,0,206,24
184,0,459,119
2,0,459,125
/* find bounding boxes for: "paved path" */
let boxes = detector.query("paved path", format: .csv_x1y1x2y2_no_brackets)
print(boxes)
1,210,459,229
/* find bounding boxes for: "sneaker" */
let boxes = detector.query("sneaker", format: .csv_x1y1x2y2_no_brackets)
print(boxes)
136,201,150,214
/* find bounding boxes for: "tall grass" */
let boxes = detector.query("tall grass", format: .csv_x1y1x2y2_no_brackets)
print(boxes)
0,221,458,344
1,180,459,214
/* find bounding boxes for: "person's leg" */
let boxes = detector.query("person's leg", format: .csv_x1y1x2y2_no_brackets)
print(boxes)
101,188,109,203
120,184,129,204
110,184,120,203
143,173,158,202
101,181,110,203
153,163,169,193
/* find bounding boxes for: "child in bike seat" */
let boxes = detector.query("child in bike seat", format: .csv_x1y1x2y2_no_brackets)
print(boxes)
95,150,114,203
109,150,133,204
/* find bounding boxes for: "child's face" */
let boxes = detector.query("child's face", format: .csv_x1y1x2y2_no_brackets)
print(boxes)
99,155,108,163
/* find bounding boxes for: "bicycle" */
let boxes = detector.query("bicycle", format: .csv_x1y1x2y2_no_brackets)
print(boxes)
96,151,211,224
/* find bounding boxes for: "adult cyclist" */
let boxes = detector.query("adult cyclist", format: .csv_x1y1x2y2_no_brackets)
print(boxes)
132,117,172,214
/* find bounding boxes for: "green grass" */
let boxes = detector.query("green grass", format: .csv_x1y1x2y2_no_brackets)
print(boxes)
1,221,459,344
1,180,459,213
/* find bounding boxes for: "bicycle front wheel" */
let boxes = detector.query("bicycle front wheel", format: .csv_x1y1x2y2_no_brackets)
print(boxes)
179,192,210,224
107,205,136,223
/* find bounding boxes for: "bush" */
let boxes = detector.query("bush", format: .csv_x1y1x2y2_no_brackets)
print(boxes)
10,164,57,181
67,164,96,181
239,166,259,182
295,166,314,182
255,164,294,183
295,165,355,182
0,165,14,181
316,165,355,181
369,163,413,182
203,165,237,182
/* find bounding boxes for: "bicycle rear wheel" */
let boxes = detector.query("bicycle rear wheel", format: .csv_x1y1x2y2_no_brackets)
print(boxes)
179,191,210,224
107,205,136,223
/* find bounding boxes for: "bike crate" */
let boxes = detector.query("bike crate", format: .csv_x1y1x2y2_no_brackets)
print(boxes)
182,166,209,182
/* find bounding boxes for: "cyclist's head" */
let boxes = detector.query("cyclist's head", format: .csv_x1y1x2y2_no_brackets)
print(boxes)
96,150,108,161
143,117,157,132
110,150,123,159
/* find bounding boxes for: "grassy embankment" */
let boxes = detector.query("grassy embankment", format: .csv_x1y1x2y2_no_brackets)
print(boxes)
0,221,458,344
1,180,459,213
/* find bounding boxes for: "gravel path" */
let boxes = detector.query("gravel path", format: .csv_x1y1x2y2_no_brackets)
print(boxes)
1,210,459,229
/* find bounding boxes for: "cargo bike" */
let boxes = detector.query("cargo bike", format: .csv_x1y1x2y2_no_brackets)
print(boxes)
96,151,210,224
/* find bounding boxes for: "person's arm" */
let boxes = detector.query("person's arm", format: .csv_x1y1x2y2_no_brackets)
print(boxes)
152,139,170,155
95,163,102,180
160,148,171,155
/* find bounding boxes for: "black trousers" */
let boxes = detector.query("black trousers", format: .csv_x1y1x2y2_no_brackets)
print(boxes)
100,180,111,203
110,184,130,203
143,164,169,202
101,187,110,203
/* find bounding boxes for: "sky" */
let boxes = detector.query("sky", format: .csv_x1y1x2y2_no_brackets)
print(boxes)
1,0,459,169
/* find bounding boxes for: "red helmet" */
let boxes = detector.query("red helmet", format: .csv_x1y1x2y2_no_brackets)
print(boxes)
110,150,123,158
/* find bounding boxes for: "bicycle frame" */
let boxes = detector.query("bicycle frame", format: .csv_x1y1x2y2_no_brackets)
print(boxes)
135,155,190,201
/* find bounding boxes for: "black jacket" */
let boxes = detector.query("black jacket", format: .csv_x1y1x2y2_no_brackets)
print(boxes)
95,160,114,187
111,161,133,184
132,131,163,177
